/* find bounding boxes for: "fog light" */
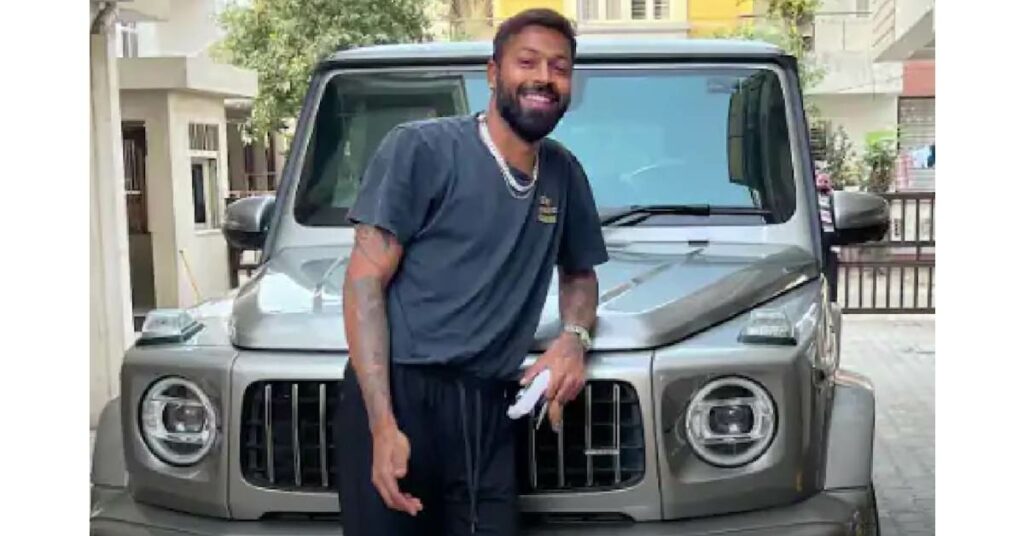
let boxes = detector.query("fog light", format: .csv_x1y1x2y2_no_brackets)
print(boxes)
137,309,203,345
738,309,796,345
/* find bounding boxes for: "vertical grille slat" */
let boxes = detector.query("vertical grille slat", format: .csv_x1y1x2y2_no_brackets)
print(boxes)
319,383,328,488
241,379,643,493
264,384,274,485
556,416,565,488
292,383,301,487
585,384,593,486
528,405,538,489
613,383,621,484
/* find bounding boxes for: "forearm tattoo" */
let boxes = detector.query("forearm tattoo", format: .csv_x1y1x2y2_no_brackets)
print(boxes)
559,268,598,332
344,225,400,430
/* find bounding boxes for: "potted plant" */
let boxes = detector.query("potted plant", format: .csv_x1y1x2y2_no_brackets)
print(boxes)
860,137,897,194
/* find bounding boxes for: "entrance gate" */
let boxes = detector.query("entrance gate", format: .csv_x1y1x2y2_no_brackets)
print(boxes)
836,192,935,313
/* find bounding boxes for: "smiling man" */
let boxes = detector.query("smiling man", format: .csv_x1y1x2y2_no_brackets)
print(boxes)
337,8,608,536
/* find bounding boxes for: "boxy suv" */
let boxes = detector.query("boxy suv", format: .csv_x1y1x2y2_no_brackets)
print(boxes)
91,38,891,535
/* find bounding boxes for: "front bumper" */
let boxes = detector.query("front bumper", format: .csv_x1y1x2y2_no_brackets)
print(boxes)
91,486,871,536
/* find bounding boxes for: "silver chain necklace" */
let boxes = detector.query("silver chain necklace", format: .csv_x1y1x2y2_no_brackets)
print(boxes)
477,113,538,199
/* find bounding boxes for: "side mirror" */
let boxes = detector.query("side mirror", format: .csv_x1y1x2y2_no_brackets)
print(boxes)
223,195,275,251
829,191,889,246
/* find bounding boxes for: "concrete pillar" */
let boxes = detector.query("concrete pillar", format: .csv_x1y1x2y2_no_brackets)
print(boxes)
90,17,134,427
122,90,182,308
140,92,184,308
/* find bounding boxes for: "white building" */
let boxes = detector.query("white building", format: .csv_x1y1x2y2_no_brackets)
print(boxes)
90,0,262,427
805,0,903,154
872,0,934,192
802,0,935,192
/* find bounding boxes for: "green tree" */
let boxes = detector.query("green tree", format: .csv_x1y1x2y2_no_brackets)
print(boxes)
713,0,823,96
213,0,431,140
825,126,860,190
764,0,820,25
860,137,897,193
435,0,493,42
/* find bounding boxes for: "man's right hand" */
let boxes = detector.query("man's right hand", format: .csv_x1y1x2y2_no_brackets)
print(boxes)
343,224,420,515
371,423,423,516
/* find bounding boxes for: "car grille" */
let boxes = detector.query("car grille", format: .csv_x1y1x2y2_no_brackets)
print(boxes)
240,380,644,493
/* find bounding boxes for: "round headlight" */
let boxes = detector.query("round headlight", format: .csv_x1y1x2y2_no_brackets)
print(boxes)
140,377,218,466
678,376,776,467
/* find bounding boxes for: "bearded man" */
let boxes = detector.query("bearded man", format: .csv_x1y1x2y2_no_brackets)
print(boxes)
337,8,608,535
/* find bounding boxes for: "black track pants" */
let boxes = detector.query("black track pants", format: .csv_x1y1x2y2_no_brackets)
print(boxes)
336,363,519,535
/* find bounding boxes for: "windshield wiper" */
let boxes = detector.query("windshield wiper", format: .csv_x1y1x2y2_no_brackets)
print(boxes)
600,204,771,226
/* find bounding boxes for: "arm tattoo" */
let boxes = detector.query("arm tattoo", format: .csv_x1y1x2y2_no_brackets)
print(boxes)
559,268,598,332
354,225,393,269
344,225,401,431
348,276,393,429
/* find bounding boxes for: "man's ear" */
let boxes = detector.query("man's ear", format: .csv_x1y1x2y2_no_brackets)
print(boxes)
487,58,498,90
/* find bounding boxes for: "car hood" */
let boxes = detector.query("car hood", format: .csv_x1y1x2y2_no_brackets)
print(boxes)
229,242,818,352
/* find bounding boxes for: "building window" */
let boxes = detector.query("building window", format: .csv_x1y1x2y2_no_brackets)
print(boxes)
189,123,220,152
118,21,139,58
189,123,222,228
191,158,221,229
653,0,669,20
578,0,668,21
631,0,646,19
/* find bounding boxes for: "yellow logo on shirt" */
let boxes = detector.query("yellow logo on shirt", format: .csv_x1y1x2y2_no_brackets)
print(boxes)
538,195,558,224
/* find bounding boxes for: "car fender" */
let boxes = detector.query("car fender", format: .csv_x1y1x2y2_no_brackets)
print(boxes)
823,370,875,490
92,397,128,489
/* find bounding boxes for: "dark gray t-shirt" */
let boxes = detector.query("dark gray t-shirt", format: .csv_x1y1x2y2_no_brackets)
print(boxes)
348,114,608,380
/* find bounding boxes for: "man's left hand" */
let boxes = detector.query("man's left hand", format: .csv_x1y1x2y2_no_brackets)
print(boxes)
520,332,587,432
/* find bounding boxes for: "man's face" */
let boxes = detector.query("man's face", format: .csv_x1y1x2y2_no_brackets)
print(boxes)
489,25,573,143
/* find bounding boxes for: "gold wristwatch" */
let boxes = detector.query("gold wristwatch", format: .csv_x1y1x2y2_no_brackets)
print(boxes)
563,324,593,351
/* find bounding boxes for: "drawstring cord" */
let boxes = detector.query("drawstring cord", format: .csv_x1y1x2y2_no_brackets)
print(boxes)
458,381,483,534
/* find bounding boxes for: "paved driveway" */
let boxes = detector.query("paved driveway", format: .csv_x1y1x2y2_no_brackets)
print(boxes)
840,314,935,536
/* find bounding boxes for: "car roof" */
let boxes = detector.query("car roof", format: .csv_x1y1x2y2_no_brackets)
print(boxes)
321,37,787,68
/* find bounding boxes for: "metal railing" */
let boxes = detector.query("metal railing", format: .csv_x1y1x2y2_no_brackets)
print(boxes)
836,191,935,313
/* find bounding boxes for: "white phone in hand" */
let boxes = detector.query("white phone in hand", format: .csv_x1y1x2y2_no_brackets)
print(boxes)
507,369,551,419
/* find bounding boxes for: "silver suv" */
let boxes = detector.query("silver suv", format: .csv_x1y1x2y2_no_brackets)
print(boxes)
91,38,890,535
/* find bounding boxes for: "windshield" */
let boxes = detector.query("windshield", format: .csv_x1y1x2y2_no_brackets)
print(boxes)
293,65,798,227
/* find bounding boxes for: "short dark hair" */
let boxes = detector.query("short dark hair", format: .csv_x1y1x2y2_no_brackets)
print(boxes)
492,8,577,63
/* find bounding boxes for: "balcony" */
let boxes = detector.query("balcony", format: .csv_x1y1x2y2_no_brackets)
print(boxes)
872,0,935,61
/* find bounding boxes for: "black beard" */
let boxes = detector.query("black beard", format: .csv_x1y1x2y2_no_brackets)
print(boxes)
494,77,569,143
